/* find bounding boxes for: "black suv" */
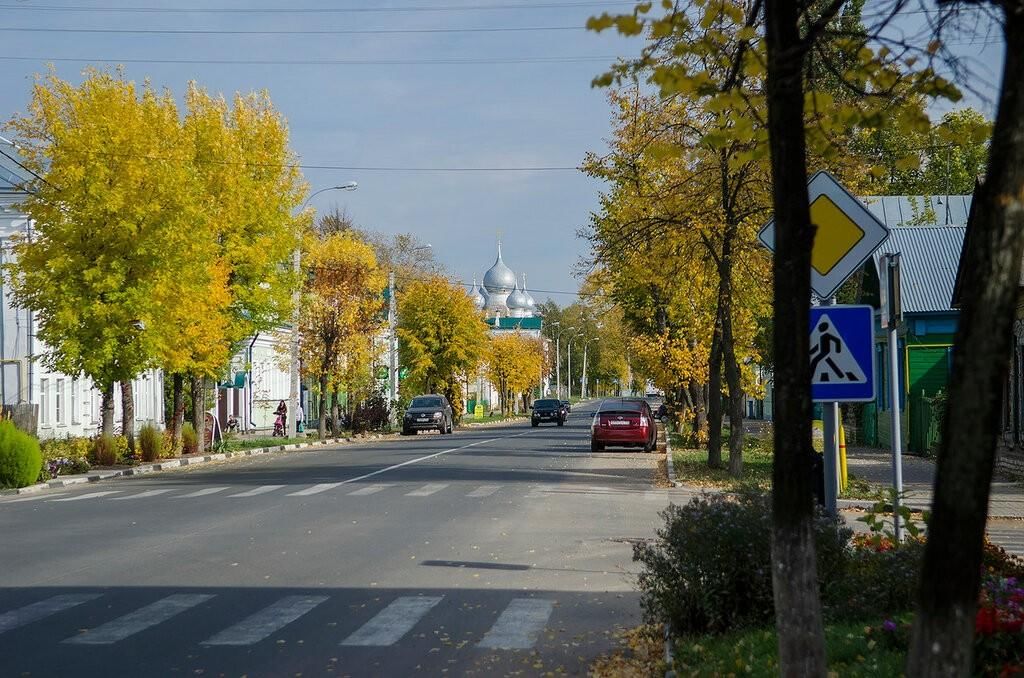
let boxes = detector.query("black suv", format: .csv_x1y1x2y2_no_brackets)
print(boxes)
531,398,566,427
402,394,454,435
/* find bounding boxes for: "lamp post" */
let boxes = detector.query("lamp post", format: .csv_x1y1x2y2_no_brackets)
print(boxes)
581,337,599,400
551,324,575,400
387,244,432,429
566,331,583,401
290,182,358,437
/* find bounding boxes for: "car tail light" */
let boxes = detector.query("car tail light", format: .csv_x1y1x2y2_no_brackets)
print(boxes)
639,416,649,428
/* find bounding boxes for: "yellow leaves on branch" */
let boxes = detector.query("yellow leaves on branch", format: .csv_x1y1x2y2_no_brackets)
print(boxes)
486,332,544,410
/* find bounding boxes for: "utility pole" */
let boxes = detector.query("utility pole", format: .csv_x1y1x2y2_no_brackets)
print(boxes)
288,247,301,436
388,270,398,428
582,338,599,400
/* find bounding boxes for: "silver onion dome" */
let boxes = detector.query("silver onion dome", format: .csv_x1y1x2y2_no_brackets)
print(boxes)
483,242,517,294
521,274,537,317
507,278,530,318
469,277,486,310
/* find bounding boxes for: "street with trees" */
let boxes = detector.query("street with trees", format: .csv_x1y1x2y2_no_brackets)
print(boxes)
486,332,545,415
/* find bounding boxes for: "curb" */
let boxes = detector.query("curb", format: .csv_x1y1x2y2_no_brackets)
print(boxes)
664,428,680,488
0,433,401,497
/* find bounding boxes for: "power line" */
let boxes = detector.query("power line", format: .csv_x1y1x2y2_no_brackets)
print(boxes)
0,54,616,66
0,1,630,14
0,25,586,36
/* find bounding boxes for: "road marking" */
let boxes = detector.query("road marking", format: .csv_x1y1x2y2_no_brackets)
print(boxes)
347,484,392,496
175,487,229,498
287,482,343,497
340,596,443,646
478,598,555,650
406,483,448,497
467,485,501,498
644,490,667,501
229,485,285,498
0,594,101,634
6,492,69,502
51,491,122,502
201,595,328,646
111,489,173,500
63,593,214,645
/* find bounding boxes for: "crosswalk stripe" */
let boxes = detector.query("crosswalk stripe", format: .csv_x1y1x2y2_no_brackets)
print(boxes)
477,598,555,650
63,594,214,645
0,594,102,634
340,596,443,646
405,483,448,497
174,487,229,498
111,489,173,501
228,485,285,498
7,493,69,502
467,485,501,498
51,491,122,502
287,483,342,497
201,595,328,646
347,484,392,496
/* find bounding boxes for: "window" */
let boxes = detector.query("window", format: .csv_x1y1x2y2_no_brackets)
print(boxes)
39,378,49,425
55,378,65,425
71,379,78,424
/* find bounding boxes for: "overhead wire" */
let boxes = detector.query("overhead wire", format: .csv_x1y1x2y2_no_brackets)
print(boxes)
0,25,587,36
0,1,632,14
0,54,619,66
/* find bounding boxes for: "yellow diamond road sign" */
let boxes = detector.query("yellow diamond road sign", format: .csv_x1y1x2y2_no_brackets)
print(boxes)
759,171,889,300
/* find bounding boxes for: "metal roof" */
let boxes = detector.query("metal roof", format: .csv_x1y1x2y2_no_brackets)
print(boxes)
871,225,965,314
0,139,33,195
860,195,973,228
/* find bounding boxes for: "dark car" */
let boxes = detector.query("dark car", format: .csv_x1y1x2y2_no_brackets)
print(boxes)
402,394,454,435
560,400,571,414
531,398,566,427
591,398,657,452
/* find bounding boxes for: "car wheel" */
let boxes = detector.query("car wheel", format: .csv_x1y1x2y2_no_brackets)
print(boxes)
591,439,604,452
532,421,539,428
446,419,454,434
401,427,411,436
557,420,564,427
644,438,655,453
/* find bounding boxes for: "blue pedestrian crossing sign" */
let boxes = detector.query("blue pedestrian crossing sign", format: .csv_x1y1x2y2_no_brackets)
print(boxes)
810,305,875,403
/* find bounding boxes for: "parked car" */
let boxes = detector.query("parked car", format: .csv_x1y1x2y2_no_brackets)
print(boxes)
531,398,566,427
402,394,454,435
561,400,571,413
591,398,657,452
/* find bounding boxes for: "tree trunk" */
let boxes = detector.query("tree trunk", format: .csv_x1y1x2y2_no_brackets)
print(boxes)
763,0,827,671
191,375,205,455
707,308,724,468
688,380,707,440
907,10,1024,674
101,382,115,437
723,310,746,478
331,388,341,436
318,372,329,441
121,380,135,457
171,373,184,446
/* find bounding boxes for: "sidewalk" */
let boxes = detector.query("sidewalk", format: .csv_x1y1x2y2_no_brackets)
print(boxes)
844,446,1024,519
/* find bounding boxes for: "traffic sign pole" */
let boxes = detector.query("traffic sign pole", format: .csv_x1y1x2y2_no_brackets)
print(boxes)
882,254,905,542
820,297,839,517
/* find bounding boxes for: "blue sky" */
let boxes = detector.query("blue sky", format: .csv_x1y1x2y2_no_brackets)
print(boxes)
0,1,1006,302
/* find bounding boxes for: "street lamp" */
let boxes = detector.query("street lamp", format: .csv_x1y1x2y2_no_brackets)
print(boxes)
581,337,599,400
290,183,358,437
388,244,432,429
566,331,583,401
551,324,576,400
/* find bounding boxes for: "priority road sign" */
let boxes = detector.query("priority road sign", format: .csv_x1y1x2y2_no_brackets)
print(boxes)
759,171,890,300
810,305,875,402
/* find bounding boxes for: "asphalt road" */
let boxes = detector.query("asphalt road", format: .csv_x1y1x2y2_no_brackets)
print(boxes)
0,401,688,677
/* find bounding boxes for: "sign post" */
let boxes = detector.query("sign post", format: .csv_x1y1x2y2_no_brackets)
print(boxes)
760,172,889,517
880,253,905,541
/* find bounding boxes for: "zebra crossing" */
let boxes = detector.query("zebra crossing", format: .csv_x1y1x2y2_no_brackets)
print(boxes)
0,591,558,652
4,482,672,505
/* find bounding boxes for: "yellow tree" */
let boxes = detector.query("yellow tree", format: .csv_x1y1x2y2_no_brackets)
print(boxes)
5,69,211,438
300,231,385,440
397,277,488,420
486,332,544,415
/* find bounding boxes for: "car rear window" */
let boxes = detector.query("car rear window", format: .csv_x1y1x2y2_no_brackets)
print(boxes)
600,400,643,413
411,397,443,408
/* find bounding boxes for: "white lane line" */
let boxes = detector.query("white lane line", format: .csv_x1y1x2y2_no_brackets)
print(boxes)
341,596,443,646
0,594,101,634
644,490,667,501
201,595,328,646
174,487,230,498
229,485,285,498
51,491,122,502
6,493,69,503
111,489,173,501
347,484,392,496
63,594,214,645
467,485,501,498
406,483,448,497
287,482,343,497
477,598,555,650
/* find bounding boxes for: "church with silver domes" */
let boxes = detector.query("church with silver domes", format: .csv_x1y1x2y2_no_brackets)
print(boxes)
468,242,542,333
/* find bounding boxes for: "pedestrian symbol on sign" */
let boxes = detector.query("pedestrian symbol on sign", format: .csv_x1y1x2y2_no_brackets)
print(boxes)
809,314,867,385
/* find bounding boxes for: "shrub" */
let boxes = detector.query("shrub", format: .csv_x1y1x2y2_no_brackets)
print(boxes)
352,393,390,433
823,539,924,621
162,431,181,459
39,436,92,480
138,424,164,462
91,434,119,466
181,422,198,455
0,419,42,488
633,489,852,635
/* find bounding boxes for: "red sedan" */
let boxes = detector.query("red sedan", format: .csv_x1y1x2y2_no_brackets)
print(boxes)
591,398,657,452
